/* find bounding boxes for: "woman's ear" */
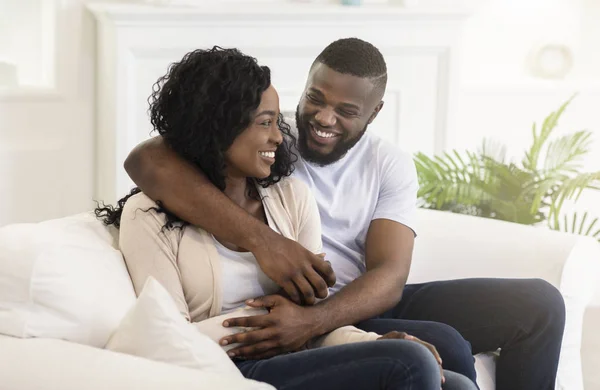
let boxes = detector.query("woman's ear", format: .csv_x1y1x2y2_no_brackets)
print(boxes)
368,101,384,125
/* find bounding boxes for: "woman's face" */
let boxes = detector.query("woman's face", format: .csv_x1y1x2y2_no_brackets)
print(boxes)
225,85,283,179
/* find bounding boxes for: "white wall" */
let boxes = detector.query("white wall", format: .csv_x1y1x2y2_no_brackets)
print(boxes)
0,0,123,226
1,0,599,226
454,0,600,217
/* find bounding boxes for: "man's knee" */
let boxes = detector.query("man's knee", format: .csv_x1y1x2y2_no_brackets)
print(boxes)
372,340,441,383
427,322,473,359
421,322,476,382
525,279,566,330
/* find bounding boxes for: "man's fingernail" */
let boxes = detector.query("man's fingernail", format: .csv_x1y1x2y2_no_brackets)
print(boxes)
223,321,229,327
228,352,235,357
220,340,228,346
246,299,254,304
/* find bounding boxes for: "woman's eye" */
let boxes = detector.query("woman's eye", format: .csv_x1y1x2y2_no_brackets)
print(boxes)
261,120,272,127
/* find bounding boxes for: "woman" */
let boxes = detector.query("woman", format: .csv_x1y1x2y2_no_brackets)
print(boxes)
96,47,476,390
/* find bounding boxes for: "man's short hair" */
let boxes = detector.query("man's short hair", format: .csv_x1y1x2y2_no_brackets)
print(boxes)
313,37,387,96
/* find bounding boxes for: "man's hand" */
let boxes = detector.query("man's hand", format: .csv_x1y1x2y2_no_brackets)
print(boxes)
220,295,324,360
252,232,335,305
378,331,445,385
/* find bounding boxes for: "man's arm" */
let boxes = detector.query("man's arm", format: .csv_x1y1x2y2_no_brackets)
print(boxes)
220,219,413,358
311,219,413,333
124,136,335,304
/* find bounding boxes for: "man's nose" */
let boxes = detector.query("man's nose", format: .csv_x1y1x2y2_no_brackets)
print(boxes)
314,107,336,128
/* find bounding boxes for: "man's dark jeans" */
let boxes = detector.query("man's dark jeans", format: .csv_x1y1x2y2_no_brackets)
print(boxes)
236,339,477,390
356,278,566,390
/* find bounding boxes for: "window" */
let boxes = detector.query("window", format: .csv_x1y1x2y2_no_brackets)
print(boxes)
0,0,56,89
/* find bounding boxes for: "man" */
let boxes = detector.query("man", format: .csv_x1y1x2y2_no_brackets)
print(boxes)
124,38,565,390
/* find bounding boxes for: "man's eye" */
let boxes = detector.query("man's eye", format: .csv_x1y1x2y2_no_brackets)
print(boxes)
307,94,322,104
339,110,357,117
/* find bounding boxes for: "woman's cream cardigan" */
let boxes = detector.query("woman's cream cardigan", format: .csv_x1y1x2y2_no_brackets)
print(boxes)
119,177,379,351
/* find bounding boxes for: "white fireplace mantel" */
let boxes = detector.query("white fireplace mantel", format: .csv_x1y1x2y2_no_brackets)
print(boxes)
87,1,469,203
88,2,469,24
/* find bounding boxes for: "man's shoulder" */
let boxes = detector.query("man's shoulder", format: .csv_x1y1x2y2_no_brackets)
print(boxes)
362,132,415,172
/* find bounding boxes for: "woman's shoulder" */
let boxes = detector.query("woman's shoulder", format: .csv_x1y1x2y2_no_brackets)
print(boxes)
120,191,169,227
265,176,312,203
122,191,157,214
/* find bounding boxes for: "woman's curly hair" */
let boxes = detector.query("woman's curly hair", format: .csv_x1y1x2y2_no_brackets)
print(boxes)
95,46,297,229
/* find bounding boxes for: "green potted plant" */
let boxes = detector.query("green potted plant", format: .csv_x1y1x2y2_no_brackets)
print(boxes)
415,96,600,242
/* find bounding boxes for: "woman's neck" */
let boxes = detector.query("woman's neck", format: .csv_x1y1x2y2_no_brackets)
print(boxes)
223,175,250,208
219,174,266,252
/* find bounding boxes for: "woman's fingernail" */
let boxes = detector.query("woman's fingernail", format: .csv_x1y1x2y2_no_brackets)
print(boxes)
246,299,254,304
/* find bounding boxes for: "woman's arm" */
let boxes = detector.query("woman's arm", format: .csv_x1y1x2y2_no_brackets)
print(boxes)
119,192,190,320
118,190,380,351
192,307,268,352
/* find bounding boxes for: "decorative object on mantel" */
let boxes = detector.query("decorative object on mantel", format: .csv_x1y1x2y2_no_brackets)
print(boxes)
388,0,422,6
415,96,600,242
140,0,333,4
527,43,574,80
138,0,421,5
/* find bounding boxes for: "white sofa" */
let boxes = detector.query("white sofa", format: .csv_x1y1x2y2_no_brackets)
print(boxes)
0,208,599,390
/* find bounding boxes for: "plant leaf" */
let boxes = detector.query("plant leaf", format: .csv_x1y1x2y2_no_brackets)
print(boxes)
544,130,593,173
523,95,576,171
551,211,600,242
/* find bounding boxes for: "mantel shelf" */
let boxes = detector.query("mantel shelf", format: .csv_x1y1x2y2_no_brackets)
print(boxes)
87,2,470,24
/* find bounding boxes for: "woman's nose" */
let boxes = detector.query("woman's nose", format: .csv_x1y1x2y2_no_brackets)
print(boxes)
271,122,284,145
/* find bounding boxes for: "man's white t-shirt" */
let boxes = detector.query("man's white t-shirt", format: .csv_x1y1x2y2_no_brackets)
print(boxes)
288,120,419,293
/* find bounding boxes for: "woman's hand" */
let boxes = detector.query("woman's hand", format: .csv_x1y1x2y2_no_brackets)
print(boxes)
378,331,445,385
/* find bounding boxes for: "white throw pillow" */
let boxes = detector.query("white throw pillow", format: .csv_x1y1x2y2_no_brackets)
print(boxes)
106,277,243,378
0,212,136,347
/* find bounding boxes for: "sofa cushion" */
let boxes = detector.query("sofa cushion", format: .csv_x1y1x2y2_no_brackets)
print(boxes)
0,334,275,390
106,277,242,376
0,212,136,347
474,352,497,390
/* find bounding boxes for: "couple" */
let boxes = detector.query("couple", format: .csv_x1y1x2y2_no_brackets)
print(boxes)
96,38,565,390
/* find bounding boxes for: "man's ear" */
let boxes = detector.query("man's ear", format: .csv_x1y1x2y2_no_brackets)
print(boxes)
367,101,384,125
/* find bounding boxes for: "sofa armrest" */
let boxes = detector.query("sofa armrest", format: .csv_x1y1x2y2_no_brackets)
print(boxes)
411,209,600,390
0,335,274,390
411,209,600,296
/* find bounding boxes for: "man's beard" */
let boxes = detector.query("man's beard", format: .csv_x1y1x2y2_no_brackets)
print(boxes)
296,108,368,166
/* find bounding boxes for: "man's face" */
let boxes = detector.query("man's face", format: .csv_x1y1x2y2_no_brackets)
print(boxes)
296,62,383,166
